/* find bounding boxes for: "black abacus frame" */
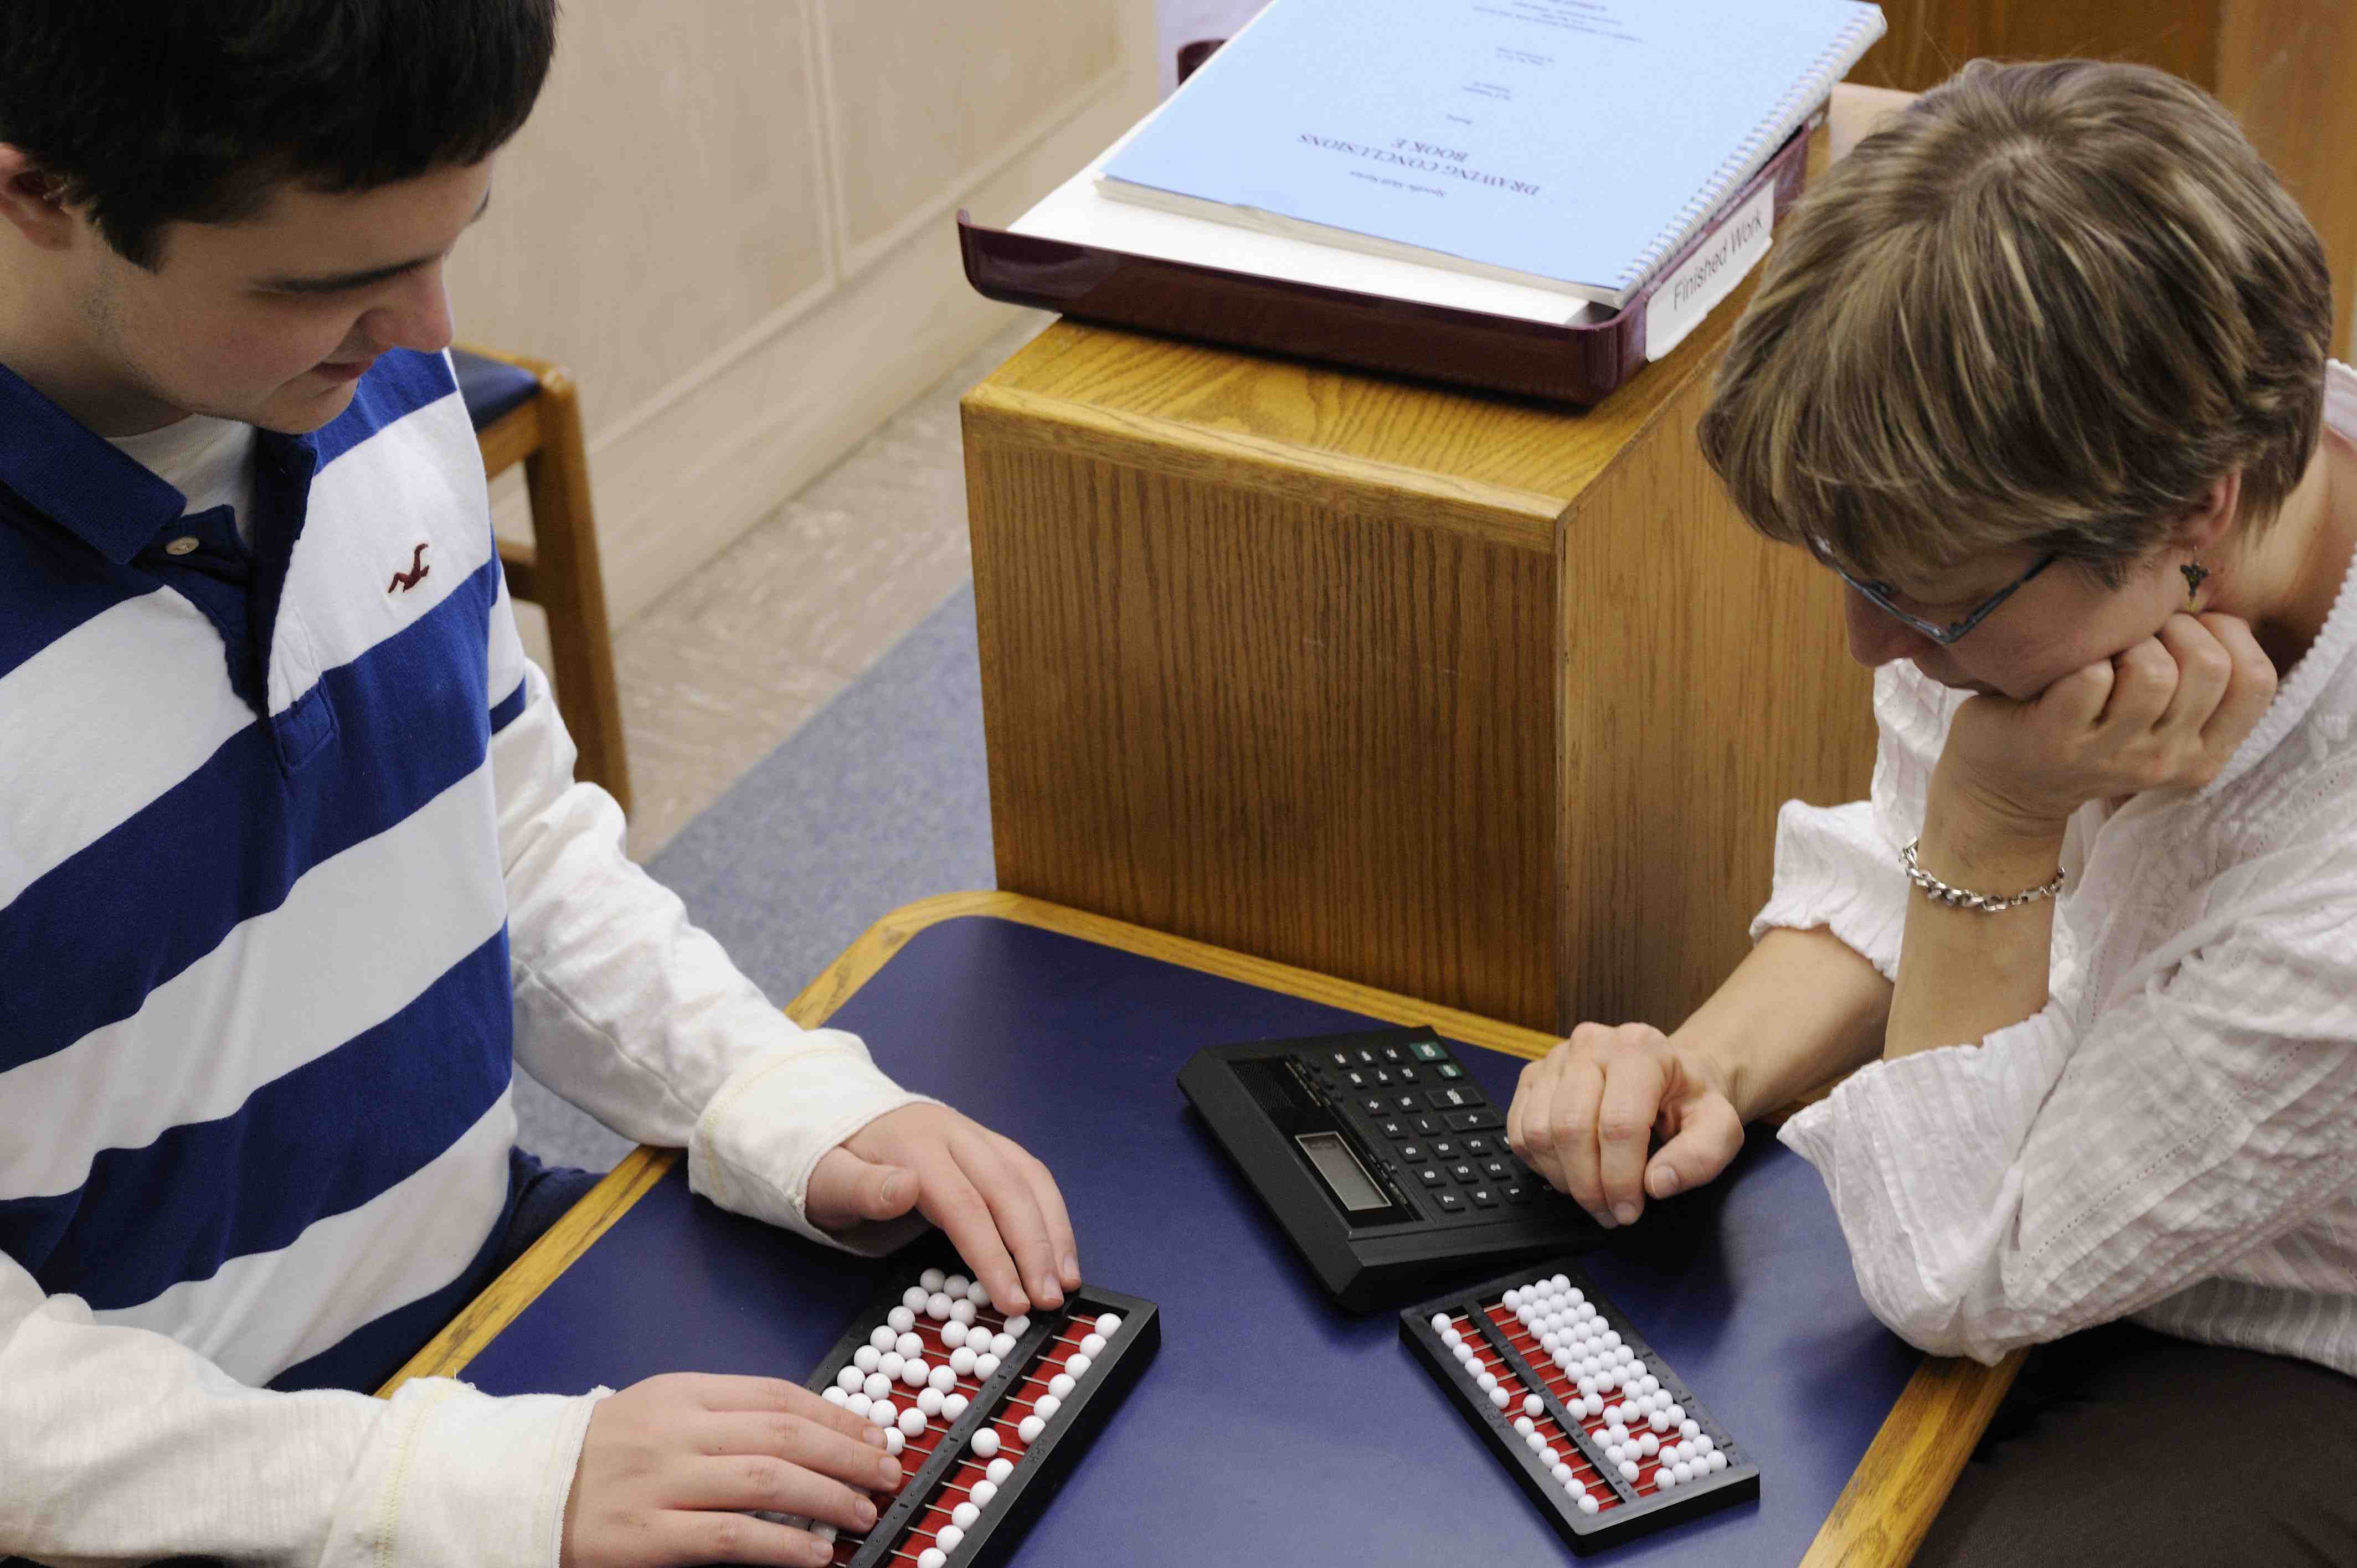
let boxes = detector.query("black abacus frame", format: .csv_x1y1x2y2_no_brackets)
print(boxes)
1399,1258,1760,1553
800,1259,1160,1568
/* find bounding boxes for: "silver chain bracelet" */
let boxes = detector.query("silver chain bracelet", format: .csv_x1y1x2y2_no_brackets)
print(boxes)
1900,839,2066,914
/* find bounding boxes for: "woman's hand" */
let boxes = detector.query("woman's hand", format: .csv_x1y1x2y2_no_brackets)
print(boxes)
561,1373,900,1567
1507,1023,1746,1229
1936,612,2276,842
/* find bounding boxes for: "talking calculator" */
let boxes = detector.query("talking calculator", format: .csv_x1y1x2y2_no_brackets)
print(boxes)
1179,1026,1598,1309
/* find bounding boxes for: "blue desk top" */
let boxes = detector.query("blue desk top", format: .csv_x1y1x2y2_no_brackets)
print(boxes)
461,915,1916,1564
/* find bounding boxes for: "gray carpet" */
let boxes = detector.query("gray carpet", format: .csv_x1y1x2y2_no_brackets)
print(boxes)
511,584,995,1170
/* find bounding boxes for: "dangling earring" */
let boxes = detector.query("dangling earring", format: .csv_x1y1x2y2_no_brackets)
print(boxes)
2181,560,2209,610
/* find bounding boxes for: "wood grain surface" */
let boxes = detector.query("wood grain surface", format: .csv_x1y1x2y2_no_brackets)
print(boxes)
378,891,2015,1565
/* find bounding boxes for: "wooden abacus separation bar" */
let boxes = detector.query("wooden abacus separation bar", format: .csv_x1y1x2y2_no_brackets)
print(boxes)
1402,1260,1758,1552
777,1260,1159,1568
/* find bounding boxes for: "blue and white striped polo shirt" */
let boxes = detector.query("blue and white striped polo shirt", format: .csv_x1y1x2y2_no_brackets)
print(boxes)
0,349,532,1394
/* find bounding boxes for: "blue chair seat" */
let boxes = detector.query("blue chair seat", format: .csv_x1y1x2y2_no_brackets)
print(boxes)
451,348,542,432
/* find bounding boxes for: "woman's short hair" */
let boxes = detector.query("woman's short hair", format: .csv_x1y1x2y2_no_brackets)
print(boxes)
1696,59,2333,587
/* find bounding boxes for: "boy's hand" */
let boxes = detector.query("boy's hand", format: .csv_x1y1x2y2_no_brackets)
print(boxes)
1507,1023,1745,1230
803,1105,1080,1316
1935,612,2276,841
561,1373,899,1567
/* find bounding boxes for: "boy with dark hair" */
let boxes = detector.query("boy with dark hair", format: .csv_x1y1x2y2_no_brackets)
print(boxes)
0,5,1075,1563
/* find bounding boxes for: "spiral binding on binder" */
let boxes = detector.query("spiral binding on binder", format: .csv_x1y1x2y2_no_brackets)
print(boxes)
1612,8,1885,297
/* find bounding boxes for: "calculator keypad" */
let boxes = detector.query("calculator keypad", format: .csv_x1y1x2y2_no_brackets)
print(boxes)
1294,1038,1565,1223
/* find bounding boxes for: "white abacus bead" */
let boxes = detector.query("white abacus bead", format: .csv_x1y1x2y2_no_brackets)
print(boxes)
930,1364,958,1394
1442,1327,1463,1349
1081,1333,1107,1357
896,1332,924,1359
1663,1442,1683,1464
1583,1394,1605,1418
926,1292,954,1320
952,1502,981,1529
1655,1466,1678,1491
918,1387,946,1416
1619,1459,1640,1481
1005,1314,1032,1337
1605,1443,1625,1464
879,1353,905,1380
837,1365,864,1392
886,1305,915,1334
1605,1422,1630,1445
974,1354,1001,1380
847,1393,872,1419
971,1480,999,1505
869,1399,897,1428
918,1550,946,1568
1065,1354,1092,1377
900,1406,927,1437
1679,1461,1700,1482
944,1273,970,1298
1524,1431,1547,1454
990,1333,1016,1358
812,1524,837,1545
1455,1343,1478,1366
863,1373,892,1400
950,1347,979,1375
1431,1313,1452,1332
1603,1330,1623,1349
1513,1416,1535,1436
986,1457,1013,1484
1579,1494,1601,1517
920,1268,947,1293
1488,1386,1511,1410
1640,1373,1660,1394
870,1325,898,1351
902,1359,930,1388
855,1346,883,1374
1708,1451,1728,1472
1476,1372,1499,1394
1524,1392,1545,1417
1018,1415,1045,1443
1094,1314,1120,1336
823,1386,849,1406
1666,1402,1685,1424
903,1287,930,1311
1693,1433,1714,1454
968,1280,991,1307
1048,1373,1076,1399
943,1394,970,1421
1035,1394,1062,1419
1504,1288,1522,1307
936,1526,965,1552
950,1299,978,1326
1540,1331,1563,1354
1648,1409,1671,1433
971,1430,1000,1459
941,1320,969,1349
1552,1461,1574,1485
1637,1433,1659,1458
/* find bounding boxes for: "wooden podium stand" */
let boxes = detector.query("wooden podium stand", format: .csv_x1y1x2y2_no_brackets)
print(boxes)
960,123,1876,1035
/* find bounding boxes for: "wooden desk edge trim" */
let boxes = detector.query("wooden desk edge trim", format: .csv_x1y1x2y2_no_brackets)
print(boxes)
376,890,2014,1568
961,382,1563,553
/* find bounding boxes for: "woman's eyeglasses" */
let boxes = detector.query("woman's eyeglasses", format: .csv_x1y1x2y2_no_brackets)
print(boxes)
1804,536,2057,646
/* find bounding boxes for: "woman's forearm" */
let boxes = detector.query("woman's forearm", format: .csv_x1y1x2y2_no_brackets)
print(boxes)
1885,796,2066,1060
1675,925,1894,1121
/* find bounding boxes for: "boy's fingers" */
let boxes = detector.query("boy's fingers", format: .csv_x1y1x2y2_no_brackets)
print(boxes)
906,1152,1027,1321
1593,1053,1666,1225
948,1133,1063,1312
697,1412,903,1495
671,1454,882,1534
997,1134,1081,1292
681,1374,881,1450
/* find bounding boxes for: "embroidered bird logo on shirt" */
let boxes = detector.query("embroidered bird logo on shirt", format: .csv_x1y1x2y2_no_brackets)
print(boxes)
388,543,430,594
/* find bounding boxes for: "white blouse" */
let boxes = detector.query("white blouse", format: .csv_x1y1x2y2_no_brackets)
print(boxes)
1768,362,2357,1374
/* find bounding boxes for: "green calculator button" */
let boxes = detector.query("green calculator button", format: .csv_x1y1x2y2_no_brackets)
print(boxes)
1409,1040,1446,1062
1437,1062,1465,1081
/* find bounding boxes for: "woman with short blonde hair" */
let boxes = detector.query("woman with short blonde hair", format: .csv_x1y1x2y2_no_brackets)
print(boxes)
1511,60,2357,1563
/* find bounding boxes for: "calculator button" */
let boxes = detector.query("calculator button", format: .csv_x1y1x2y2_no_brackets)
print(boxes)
1327,1050,1351,1069
1417,1167,1447,1189
1469,1187,1500,1208
1372,1069,1393,1087
1503,1182,1535,1205
1430,1139,1460,1159
1409,1039,1447,1062
1376,1119,1409,1141
1449,1162,1480,1185
1396,1065,1421,1082
1427,1087,1478,1111
1445,1108,1504,1132
1392,1093,1422,1113
1464,1135,1494,1156
1344,1070,1368,1090
1481,1158,1512,1180
1397,1143,1429,1163
1380,1044,1405,1064
1433,1190,1468,1214
1437,1062,1466,1081
1362,1098,1388,1118
1413,1115,1446,1137
1356,1049,1378,1066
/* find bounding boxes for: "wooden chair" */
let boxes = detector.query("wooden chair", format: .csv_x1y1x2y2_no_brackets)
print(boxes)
450,345,634,816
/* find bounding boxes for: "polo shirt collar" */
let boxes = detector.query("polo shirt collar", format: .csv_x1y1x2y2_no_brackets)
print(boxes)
0,357,214,565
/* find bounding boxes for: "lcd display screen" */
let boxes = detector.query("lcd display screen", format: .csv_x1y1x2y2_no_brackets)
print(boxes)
1296,1131,1388,1213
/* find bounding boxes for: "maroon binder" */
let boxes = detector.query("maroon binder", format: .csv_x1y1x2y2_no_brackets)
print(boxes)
958,41,1821,408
